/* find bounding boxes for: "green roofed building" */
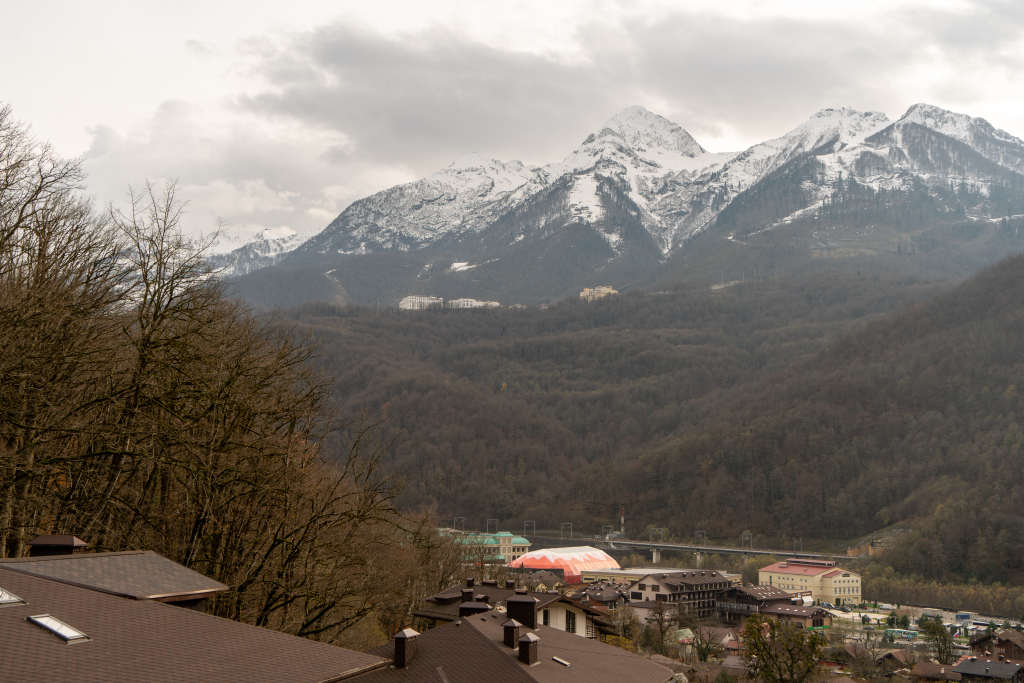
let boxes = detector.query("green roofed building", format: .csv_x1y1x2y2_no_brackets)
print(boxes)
444,531,532,565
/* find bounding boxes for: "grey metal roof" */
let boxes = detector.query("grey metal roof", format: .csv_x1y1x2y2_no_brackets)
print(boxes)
0,551,227,600
954,659,1023,679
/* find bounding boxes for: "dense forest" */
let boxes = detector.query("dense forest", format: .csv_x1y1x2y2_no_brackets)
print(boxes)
292,246,1024,597
293,261,949,529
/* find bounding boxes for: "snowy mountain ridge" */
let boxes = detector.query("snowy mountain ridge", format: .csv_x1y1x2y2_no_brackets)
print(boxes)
247,102,1024,274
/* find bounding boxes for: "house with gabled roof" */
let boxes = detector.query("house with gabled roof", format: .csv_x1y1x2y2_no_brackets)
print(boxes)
357,611,674,683
0,547,227,611
626,569,732,619
0,562,387,683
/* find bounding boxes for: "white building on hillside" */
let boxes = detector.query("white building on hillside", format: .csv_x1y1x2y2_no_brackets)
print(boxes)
446,298,500,309
399,295,443,310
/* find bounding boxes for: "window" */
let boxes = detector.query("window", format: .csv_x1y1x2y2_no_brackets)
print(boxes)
566,610,576,634
543,609,549,626
651,585,660,592
638,584,646,591
631,592,642,601
27,615,89,643
0,587,24,606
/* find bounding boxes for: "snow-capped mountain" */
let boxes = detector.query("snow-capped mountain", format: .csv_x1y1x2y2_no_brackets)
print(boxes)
234,102,1024,308
296,153,544,256
209,226,313,277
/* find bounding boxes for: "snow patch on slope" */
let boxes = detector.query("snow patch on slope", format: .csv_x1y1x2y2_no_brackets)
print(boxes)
567,175,604,222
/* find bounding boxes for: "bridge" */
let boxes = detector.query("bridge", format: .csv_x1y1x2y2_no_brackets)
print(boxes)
524,533,845,563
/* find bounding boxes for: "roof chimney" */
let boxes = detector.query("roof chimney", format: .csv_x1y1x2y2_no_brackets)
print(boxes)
518,632,540,666
462,588,475,603
466,578,475,588
505,580,516,589
476,594,488,603
503,619,522,648
393,628,419,668
507,593,540,628
25,535,88,557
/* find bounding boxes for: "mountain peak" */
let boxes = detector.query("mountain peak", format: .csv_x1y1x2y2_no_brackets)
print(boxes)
595,105,706,158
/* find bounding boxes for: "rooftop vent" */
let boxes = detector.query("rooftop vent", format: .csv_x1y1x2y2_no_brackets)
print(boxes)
503,619,522,648
393,628,419,668
25,535,88,557
27,615,89,643
0,587,25,606
507,593,540,628
518,632,540,665
466,578,475,588
505,580,516,589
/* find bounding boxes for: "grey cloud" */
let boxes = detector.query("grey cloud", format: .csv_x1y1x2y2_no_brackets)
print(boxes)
80,3,1024,246
239,25,634,169
241,4,1024,172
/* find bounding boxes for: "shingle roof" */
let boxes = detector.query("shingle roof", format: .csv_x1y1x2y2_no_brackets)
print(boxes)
733,585,793,601
362,613,673,683
996,630,1024,651
914,663,963,680
0,551,227,600
953,659,1022,679
0,567,387,683
431,583,557,607
760,604,829,618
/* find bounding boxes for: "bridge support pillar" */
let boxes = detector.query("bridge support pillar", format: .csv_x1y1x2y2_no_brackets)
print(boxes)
652,548,662,564
695,552,702,568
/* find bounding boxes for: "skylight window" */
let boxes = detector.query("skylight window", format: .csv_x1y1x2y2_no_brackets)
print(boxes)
0,587,25,606
27,615,90,643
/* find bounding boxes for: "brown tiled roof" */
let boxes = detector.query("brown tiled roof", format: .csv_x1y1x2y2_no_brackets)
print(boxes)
913,663,962,680
363,618,537,683
412,600,463,623
363,614,673,683
0,551,227,600
996,629,1024,651
432,583,554,606
878,649,915,665
0,567,387,683
26,535,89,547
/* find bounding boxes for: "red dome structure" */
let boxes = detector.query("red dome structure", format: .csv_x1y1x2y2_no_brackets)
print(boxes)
507,546,619,584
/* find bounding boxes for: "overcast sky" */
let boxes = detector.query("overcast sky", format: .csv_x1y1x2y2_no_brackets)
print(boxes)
4,0,1024,241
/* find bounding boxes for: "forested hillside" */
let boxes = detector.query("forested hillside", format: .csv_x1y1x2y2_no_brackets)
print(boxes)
292,261,947,528
298,249,1024,586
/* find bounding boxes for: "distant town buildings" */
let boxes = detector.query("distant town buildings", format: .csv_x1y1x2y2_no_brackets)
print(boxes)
398,295,500,310
437,530,531,565
398,295,443,310
580,285,618,302
446,298,501,309
759,558,862,605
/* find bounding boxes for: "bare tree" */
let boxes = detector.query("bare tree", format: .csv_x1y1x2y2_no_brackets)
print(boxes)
742,616,826,683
